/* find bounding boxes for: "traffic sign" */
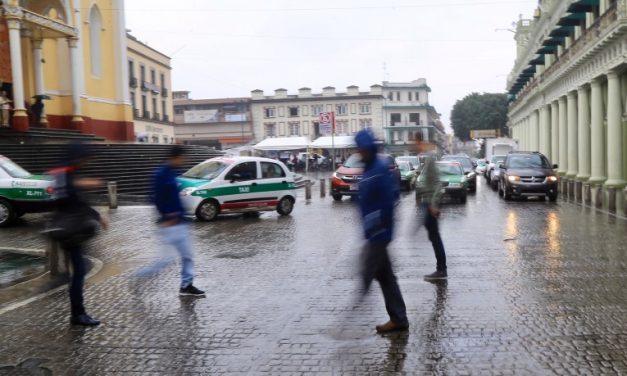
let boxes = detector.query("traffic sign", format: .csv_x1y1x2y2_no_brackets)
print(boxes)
319,112,335,136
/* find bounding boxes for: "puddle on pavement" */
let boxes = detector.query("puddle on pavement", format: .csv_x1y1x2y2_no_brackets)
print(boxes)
0,252,47,288
214,250,259,259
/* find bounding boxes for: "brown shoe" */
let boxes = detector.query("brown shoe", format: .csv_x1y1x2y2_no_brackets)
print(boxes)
375,320,409,333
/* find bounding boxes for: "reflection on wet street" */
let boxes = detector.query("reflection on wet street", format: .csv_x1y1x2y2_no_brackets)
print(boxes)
0,178,626,374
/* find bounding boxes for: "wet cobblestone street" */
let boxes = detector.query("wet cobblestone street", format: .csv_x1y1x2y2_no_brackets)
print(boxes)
0,179,626,375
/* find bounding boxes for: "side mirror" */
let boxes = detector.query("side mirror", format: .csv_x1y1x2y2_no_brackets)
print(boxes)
498,164,506,169
552,164,558,169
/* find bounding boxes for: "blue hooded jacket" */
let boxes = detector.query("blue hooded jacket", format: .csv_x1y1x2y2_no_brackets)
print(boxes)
355,130,395,244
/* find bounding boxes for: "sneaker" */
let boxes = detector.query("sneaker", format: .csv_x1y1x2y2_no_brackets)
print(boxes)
375,320,409,333
424,270,447,280
179,284,206,296
70,314,100,326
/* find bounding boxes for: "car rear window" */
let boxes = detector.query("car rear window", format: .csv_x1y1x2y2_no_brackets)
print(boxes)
442,156,472,169
183,161,228,180
0,159,31,178
344,154,365,168
436,163,463,175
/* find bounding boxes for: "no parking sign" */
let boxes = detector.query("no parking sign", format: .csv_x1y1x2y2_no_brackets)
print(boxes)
319,112,335,136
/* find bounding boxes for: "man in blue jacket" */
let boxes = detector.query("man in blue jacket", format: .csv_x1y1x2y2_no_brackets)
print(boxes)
355,129,409,333
137,145,204,296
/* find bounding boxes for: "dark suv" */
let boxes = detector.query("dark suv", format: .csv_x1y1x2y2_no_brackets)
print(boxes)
441,154,477,192
498,151,558,201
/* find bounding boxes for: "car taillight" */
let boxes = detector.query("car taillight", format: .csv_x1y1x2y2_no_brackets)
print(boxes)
46,186,54,194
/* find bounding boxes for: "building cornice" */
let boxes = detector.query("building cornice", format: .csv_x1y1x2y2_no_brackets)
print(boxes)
251,95,384,104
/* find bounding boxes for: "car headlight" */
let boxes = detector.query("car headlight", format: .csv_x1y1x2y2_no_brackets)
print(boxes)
181,187,197,196
546,176,558,182
333,172,344,179
508,176,520,182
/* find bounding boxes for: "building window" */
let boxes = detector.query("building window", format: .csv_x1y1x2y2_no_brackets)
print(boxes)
89,5,103,77
359,103,371,114
162,100,167,119
140,65,146,83
160,73,165,89
409,113,421,125
336,104,348,116
416,92,421,102
408,92,413,101
289,122,300,136
130,92,136,111
387,92,394,101
288,106,299,117
152,98,158,119
311,105,323,116
350,103,357,114
150,69,156,84
264,123,276,137
128,60,134,80
396,92,401,101
264,107,276,118
142,95,147,115
359,118,372,130
175,108,183,115
336,120,349,135
390,113,401,126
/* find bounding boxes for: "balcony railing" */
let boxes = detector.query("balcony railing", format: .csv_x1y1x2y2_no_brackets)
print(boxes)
162,114,169,122
141,81,161,94
161,88,169,97
133,108,140,118
153,113,161,121
143,110,151,119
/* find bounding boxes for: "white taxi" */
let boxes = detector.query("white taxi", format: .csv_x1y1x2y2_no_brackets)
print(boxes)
177,156,296,221
0,155,55,227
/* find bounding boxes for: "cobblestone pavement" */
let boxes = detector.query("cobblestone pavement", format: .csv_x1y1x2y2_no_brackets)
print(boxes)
0,179,626,375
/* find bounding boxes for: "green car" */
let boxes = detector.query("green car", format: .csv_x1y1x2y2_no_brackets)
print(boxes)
0,155,56,227
416,161,468,203
398,161,417,190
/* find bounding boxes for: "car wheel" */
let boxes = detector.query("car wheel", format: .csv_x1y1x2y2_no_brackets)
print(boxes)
548,193,558,202
0,199,15,227
277,196,294,216
469,183,476,193
196,199,220,221
332,194,343,201
491,180,498,191
502,184,512,200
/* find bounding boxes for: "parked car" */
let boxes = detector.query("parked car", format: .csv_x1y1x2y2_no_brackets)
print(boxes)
0,155,56,227
416,161,468,203
498,151,558,201
440,154,477,192
178,156,296,221
331,153,400,201
396,156,420,172
398,161,417,190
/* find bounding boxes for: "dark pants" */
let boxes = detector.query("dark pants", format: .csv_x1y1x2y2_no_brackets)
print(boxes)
422,203,447,271
64,243,87,317
361,242,408,325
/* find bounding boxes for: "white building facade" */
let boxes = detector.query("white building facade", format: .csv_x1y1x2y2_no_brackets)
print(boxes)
382,79,446,154
250,86,385,143
506,0,627,215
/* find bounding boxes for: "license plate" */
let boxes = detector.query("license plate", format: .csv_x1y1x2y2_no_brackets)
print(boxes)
350,184,358,191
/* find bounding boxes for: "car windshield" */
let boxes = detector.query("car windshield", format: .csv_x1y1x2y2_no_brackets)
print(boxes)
507,155,551,169
491,156,506,164
0,158,31,178
183,161,229,180
398,161,412,172
436,163,463,175
343,154,365,168
442,156,472,169
397,156,418,166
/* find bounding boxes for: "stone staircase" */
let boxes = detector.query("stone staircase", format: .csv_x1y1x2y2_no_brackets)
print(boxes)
0,127,105,143
0,143,222,198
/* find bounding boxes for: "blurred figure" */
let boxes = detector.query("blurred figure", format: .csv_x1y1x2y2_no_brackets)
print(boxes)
32,97,44,127
0,91,11,127
49,142,108,326
136,145,205,296
355,129,409,333
415,133,447,280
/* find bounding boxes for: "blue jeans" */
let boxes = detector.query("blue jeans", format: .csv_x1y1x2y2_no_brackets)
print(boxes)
135,223,195,288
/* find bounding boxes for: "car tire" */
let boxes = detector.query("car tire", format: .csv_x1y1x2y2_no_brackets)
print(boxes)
277,196,294,216
503,184,512,201
332,194,343,201
491,180,498,191
469,183,476,193
196,199,220,221
548,193,558,202
0,199,15,227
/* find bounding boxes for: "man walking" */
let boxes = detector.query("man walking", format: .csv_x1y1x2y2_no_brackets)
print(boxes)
416,134,448,280
355,129,409,333
139,145,204,296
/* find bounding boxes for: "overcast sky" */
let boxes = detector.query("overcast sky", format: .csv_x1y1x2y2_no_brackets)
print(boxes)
125,0,537,131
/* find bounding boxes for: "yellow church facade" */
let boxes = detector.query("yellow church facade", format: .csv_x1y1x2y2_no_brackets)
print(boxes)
0,0,133,140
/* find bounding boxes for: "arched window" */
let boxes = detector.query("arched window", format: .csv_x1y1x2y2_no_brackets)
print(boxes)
89,5,102,77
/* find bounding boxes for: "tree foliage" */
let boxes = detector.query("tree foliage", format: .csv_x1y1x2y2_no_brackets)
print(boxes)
450,93,509,141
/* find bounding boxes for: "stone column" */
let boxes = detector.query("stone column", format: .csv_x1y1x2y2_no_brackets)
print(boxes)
605,70,625,188
67,37,84,129
576,85,591,181
530,110,539,152
550,101,559,163
558,96,568,175
539,105,550,157
6,19,29,132
589,78,606,184
566,91,578,178
32,39,48,126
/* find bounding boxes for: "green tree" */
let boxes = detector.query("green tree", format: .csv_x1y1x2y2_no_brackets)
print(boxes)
450,92,509,141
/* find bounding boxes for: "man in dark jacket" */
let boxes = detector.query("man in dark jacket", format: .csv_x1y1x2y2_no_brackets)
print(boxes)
355,129,409,333
137,145,204,296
